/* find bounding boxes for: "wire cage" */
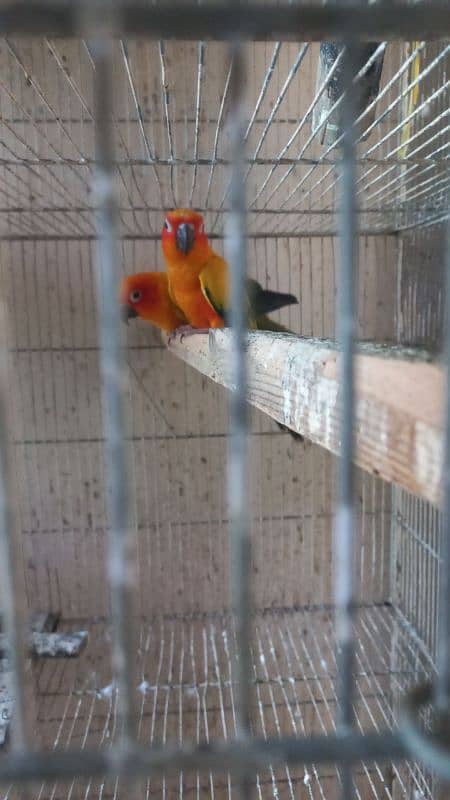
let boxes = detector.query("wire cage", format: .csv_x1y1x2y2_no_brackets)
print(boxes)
0,3,449,800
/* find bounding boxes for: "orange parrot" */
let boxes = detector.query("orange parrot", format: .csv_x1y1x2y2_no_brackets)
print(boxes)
161,208,298,332
119,271,187,332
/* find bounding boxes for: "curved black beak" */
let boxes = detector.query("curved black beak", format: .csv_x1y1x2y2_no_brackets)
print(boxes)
176,223,195,256
121,305,138,325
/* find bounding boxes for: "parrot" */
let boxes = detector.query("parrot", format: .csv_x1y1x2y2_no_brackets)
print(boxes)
119,271,187,332
161,208,298,332
160,208,303,440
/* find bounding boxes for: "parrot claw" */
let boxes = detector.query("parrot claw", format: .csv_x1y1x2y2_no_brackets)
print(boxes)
180,327,210,342
169,325,210,344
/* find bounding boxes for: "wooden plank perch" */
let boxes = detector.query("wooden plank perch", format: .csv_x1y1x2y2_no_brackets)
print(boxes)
168,330,444,506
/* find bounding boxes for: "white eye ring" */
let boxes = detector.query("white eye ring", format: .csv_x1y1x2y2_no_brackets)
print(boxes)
130,289,141,303
164,219,173,233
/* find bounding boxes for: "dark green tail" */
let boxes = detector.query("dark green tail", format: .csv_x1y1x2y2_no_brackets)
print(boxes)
247,278,298,316
255,314,292,333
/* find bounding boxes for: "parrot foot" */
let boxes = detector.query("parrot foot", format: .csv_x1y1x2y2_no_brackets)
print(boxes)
167,325,210,345
172,325,210,343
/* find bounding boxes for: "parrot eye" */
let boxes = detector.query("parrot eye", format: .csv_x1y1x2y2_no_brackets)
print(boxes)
129,289,142,303
164,219,173,233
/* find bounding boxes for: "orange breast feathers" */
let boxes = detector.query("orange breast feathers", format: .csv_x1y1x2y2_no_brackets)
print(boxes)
119,271,187,333
161,208,224,329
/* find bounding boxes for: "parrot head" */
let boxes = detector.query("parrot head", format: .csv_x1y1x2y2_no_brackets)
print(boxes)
119,272,159,324
161,208,210,266
119,271,161,322
119,271,187,333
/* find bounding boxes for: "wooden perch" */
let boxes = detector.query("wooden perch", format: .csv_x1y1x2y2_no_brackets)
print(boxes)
168,330,444,506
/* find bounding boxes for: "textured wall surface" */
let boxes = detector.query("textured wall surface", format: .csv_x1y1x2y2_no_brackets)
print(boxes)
0,38,406,619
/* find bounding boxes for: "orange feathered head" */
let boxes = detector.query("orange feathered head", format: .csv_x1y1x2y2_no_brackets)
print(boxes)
161,208,210,264
119,271,184,332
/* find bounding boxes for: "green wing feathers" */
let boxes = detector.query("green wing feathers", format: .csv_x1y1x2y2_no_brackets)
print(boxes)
199,256,228,319
199,259,298,331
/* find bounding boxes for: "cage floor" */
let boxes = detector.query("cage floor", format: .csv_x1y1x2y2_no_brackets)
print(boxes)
10,606,435,800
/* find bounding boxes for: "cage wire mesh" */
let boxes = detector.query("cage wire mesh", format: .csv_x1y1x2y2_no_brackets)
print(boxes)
0,4,449,800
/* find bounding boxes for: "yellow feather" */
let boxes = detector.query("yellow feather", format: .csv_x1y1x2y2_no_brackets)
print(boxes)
199,257,260,328
400,42,422,159
198,255,229,316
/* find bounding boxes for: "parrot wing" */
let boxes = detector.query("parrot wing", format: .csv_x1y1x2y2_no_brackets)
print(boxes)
200,257,259,328
198,254,229,320
199,256,297,330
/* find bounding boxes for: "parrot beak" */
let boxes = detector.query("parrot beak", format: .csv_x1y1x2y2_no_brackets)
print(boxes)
176,223,195,255
121,305,138,325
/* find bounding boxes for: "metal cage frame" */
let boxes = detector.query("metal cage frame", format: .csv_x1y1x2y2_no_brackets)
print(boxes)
0,2,450,797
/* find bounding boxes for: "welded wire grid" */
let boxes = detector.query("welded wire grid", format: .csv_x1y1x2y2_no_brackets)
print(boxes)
0,607,436,800
0,36,448,239
0,3,449,800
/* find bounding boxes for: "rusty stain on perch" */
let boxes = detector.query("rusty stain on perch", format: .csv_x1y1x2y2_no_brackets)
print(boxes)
168,330,444,506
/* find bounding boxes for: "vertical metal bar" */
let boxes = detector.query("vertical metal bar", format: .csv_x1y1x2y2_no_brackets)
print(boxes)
158,41,177,207
189,40,205,207
335,39,357,800
0,303,28,753
224,38,252,798
204,58,233,210
90,19,135,746
436,218,450,712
